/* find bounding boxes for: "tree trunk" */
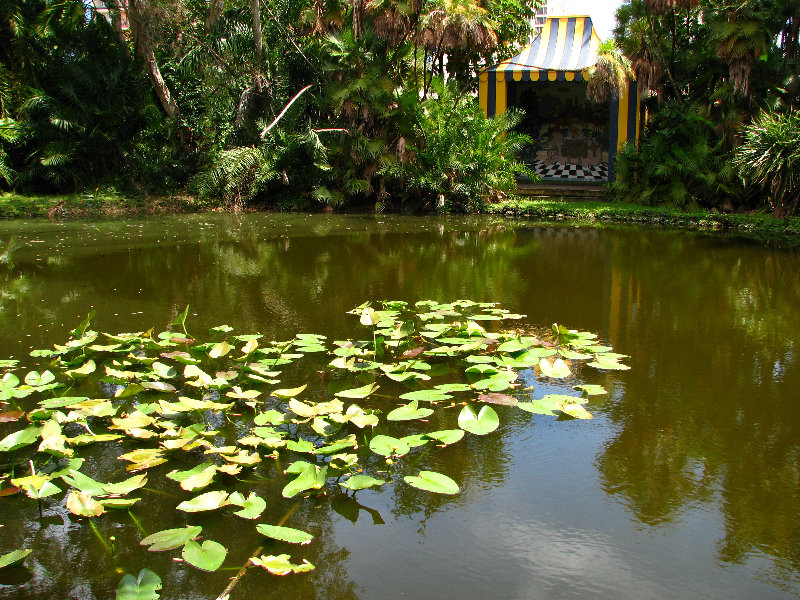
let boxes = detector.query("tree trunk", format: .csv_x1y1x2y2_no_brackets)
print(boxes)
252,0,263,89
107,0,129,52
126,0,181,120
205,0,225,34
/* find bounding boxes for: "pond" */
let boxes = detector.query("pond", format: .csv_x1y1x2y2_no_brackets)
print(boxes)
1,213,799,599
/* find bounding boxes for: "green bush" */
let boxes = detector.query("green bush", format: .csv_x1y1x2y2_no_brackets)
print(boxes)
385,79,533,212
610,102,742,210
733,109,800,216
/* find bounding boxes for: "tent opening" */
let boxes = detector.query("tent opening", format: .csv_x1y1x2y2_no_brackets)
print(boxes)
509,81,611,181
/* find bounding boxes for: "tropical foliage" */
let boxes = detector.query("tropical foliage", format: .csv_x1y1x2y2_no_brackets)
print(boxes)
0,0,538,210
611,0,800,214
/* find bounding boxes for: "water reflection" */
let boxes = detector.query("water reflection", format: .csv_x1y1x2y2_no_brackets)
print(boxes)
1,216,800,597
594,230,800,588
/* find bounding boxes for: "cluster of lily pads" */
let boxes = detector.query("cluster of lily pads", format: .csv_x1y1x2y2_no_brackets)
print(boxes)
0,300,629,598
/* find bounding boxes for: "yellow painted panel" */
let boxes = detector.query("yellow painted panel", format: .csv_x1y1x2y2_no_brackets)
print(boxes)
565,71,575,82
513,70,522,81
495,80,507,115
479,75,488,116
548,70,557,81
531,71,540,82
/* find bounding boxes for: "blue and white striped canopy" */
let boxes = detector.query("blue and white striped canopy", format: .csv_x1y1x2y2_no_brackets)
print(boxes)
487,16,602,82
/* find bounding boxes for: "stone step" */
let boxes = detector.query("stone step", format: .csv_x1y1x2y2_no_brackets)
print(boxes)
516,181,606,201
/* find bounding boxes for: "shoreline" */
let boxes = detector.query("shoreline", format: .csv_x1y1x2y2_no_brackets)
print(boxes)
3,193,799,245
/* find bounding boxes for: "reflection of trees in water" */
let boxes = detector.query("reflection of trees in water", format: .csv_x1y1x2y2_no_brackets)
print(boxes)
594,231,800,586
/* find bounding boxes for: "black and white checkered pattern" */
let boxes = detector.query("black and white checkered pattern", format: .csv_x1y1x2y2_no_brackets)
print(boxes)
530,160,609,182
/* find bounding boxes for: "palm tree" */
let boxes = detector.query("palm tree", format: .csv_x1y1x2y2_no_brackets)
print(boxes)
709,2,773,98
586,39,634,103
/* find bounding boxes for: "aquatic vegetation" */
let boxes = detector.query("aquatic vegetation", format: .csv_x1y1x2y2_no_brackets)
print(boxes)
0,300,627,596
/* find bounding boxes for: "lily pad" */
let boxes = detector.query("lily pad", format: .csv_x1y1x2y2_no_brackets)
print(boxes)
339,474,386,491
249,554,315,576
457,405,499,435
255,524,314,545
140,526,203,552
0,549,32,570
386,400,434,421
116,568,162,600
369,435,410,457
403,470,459,495
181,539,227,572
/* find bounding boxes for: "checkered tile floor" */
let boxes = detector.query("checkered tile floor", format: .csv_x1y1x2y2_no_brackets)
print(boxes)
530,160,609,182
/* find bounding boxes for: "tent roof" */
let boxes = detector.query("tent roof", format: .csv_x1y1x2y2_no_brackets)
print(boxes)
488,16,602,73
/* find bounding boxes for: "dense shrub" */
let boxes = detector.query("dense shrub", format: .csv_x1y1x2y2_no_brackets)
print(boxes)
733,109,800,216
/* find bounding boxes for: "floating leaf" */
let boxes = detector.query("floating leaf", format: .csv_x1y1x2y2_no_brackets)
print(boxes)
103,474,148,496
369,435,410,457
66,359,96,378
66,490,105,517
176,490,229,512
100,497,141,509
425,429,465,446
250,554,315,576
208,341,231,358
334,382,379,399
538,357,571,378
282,462,327,498
339,474,386,491
182,540,227,572
0,549,32,570
0,425,42,452
403,470,459,495
167,464,217,492
478,392,518,406
256,524,314,545
116,569,162,600
0,411,24,423
398,389,452,402
573,384,607,396
228,492,266,519
140,526,203,552
458,405,499,435
558,400,593,420
386,400,434,421
272,384,308,399
588,355,631,370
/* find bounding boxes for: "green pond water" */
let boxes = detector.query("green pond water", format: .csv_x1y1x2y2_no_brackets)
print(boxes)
0,213,799,599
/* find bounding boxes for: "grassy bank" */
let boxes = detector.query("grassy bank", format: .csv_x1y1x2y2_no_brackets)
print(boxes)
486,199,800,244
0,191,207,219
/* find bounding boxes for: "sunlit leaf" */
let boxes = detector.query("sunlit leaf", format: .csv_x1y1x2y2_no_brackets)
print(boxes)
66,490,105,517
228,492,266,519
140,526,203,551
272,384,308,399
425,429,465,446
538,357,571,378
249,554,315,576
339,474,386,491
167,464,217,492
0,425,42,452
398,389,452,402
334,382,379,399
403,470,459,495
369,434,410,457
386,400,434,421
457,405,499,435
255,524,314,545
573,384,607,396
182,540,227,572
0,549,32,570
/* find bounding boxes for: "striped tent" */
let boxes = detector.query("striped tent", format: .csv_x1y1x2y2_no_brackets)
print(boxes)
479,16,640,169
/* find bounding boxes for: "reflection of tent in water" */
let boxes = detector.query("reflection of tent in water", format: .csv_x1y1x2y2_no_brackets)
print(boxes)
479,16,640,182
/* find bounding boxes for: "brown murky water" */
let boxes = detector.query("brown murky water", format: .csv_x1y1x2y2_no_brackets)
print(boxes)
1,213,799,599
